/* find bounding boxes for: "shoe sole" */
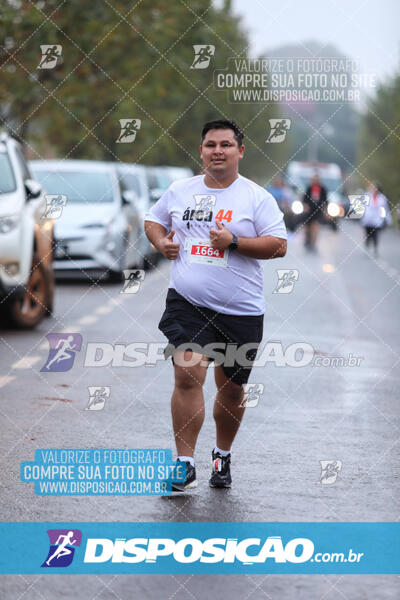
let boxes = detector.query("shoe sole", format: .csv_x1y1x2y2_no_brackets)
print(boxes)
209,481,231,488
171,480,198,492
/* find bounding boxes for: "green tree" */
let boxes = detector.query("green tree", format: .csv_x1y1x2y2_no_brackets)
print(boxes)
358,73,400,213
264,42,361,176
0,0,285,183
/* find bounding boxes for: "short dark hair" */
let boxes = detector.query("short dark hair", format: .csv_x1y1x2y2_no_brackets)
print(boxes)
201,119,244,147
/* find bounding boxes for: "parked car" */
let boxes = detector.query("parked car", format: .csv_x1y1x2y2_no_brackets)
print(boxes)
0,133,54,328
166,166,194,182
30,160,143,280
145,165,194,204
116,162,160,269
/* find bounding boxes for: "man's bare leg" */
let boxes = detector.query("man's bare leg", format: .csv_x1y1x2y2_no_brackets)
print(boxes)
171,350,209,457
213,365,245,451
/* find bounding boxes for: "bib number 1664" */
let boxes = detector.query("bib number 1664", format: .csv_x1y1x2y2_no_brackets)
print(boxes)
191,245,224,258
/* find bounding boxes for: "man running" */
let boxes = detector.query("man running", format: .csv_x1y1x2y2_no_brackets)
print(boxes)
144,119,287,491
302,173,327,252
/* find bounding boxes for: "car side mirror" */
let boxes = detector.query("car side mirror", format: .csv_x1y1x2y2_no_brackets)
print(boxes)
150,188,163,203
25,178,42,200
122,190,138,205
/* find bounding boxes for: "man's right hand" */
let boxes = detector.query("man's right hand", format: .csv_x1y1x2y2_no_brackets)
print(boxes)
159,229,180,260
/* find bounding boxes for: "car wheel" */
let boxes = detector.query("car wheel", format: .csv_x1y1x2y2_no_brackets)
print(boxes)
108,269,124,283
8,254,48,329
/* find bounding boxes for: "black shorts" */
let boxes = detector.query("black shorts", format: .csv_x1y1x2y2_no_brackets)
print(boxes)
158,288,264,386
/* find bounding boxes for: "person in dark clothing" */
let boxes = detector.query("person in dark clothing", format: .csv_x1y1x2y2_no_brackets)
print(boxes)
303,174,327,251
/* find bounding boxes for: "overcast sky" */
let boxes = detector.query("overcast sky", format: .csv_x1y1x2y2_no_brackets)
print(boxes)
230,0,399,83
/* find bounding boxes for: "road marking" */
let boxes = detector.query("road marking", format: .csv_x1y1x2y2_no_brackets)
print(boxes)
0,376,16,388
11,356,41,370
78,315,98,325
109,298,124,306
96,305,112,314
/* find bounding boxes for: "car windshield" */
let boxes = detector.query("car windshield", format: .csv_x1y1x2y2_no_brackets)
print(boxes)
157,173,173,191
31,169,115,203
0,152,17,194
119,171,141,197
290,175,342,194
148,170,172,191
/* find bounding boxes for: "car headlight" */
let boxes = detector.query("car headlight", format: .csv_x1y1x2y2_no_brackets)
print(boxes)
327,202,340,218
291,200,304,215
0,215,19,234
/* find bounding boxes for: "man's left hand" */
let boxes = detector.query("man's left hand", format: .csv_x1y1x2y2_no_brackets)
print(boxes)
209,220,233,249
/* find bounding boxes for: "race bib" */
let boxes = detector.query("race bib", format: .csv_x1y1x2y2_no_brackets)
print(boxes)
185,237,228,267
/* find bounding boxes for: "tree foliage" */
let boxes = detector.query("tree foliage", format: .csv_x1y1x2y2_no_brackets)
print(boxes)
358,73,400,208
0,0,286,181
264,41,361,175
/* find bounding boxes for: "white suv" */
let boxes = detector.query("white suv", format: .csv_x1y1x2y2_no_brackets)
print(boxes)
0,133,54,328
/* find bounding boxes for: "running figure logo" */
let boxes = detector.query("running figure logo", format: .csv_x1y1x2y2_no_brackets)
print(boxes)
85,386,110,410
116,119,141,143
42,195,67,219
41,333,82,372
194,194,216,219
240,383,264,408
121,269,145,294
37,45,62,69
41,529,82,568
318,460,342,485
273,269,299,294
266,119,291,143
191,45,215,69
346,194,370,219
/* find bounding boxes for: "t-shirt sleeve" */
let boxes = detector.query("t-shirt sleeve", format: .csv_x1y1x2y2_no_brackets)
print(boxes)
254,189,287,239
382,195,393,225
144,187,173,230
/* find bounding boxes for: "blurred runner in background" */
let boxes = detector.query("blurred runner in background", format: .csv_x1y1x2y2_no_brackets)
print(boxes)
302,173,328,252
361,182,392,257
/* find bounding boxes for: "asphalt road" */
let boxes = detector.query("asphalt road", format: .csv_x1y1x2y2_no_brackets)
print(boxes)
1,220,399,598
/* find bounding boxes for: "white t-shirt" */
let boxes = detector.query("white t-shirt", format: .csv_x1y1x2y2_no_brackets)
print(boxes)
361,192,392,228
144,174,287,315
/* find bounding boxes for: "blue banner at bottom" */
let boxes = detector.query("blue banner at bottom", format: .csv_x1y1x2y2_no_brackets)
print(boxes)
0,522,399,574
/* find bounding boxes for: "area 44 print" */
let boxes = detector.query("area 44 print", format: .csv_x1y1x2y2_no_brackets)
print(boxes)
215,209,232,222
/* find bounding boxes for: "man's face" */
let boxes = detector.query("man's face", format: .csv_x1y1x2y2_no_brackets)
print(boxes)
311,174,320,185
200,128,244,176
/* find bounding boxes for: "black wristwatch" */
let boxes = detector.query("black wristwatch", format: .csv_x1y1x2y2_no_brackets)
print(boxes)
228,233,238,250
